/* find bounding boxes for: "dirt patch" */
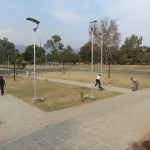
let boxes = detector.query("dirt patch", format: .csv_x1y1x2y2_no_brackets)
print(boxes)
127,133,150,150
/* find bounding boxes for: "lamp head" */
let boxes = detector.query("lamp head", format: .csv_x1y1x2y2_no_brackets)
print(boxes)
90,20,97,23
26,17,40,24
26,17,40,32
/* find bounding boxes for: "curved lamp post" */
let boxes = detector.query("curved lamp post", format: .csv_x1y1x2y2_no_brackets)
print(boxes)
26,17,40,101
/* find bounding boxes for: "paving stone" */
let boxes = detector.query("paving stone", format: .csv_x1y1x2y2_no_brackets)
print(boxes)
50,138,67,148
0,78,150,150
36,138,51,149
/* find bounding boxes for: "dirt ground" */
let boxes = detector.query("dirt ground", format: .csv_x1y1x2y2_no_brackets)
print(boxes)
127,133,150,150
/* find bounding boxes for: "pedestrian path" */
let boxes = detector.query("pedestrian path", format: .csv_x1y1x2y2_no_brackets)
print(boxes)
0,76,150,149
36,76,132,94
18,74,132,94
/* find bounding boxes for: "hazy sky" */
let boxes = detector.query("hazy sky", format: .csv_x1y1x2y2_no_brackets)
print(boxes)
0,0,150,49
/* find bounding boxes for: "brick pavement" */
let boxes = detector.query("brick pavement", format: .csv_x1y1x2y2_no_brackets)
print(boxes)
0,78,150,150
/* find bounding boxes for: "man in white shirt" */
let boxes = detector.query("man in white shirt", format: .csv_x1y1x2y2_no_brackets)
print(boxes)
95,74,101,89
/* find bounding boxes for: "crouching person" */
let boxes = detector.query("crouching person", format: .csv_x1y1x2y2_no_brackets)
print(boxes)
131,78,139,91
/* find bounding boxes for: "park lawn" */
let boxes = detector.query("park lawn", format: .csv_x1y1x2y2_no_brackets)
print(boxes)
1,64,150,72
74,64,150,71
5,75,119,112
37,71,150,89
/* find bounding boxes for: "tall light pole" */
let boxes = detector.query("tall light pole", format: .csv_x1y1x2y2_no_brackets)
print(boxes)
7,54,9,69
13,51,16,80
45,53,48,72
105,51,108,73
26,17,40,101
107,44,113,78
100,32,106,75
89,20,97,99
61,49,65,74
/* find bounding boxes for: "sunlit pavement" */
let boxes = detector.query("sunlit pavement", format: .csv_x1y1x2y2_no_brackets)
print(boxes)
0,78,150,150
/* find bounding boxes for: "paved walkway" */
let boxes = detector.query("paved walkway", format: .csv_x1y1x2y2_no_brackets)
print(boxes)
0,78,150,150
37,77,132,94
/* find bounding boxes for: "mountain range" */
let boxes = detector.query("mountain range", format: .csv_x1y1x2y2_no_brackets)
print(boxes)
15,45,80,53
15,45,27,53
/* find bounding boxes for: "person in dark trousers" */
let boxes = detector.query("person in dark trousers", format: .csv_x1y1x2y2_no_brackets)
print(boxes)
131,78,139,91
0,76,6,95
95,74,101,88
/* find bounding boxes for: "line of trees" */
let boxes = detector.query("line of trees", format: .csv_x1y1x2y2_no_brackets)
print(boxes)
0,38,25,68
0,17,150,67
79,17,150,65
0,35,79,68
44,35,79,65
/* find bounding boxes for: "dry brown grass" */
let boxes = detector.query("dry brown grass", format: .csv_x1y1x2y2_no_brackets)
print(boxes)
75,64,150,71
5,75,119,112
3,65,150,112
38,71,150,89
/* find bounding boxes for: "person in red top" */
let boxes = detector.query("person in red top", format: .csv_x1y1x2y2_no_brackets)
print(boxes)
131,78,139,91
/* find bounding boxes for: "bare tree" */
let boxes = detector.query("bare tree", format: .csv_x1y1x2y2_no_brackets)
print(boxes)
89,17,121,64
93,17,121,49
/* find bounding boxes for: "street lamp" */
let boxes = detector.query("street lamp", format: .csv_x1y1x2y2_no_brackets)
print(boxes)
108,49,111,78
60,49,65,74
100,32,106,75
45,53,48,72
89,20,97,99
7,53,9,69
105,51,108,73
26,17,40,101
13,51,16,80
107,44,113,78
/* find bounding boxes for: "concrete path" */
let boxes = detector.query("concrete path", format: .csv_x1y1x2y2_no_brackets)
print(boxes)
36,76,132,94
19,74,132,94
0,78,150,150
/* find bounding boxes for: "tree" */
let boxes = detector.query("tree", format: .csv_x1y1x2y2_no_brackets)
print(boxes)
61,45,76,64
87,17,121,64
142,53,150,64
120,34,143,64
140,46,150,53
122,34,142,49
94,17,121,48
44,35,79,65
23,45,34,63
79,41,106,64
0,38,15,64
23,45,45,64
44,35,64,50
71,52,79,65
79,42,91,63
44,35,64,63
140,46,150,64
13,50,25,68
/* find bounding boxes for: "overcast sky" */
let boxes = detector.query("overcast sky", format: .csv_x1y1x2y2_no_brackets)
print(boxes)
0,0,150,49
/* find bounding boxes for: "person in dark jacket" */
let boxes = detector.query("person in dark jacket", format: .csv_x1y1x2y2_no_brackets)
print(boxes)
0,76,6,95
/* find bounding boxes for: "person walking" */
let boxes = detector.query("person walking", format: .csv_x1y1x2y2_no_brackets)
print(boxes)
26,70,30,78
0,76,6,95
131,78,139,91
95,74,101,89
